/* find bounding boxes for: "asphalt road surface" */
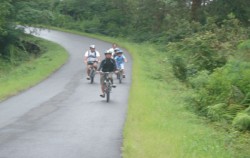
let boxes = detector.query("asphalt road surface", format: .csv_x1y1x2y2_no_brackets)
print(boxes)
0,29,132,158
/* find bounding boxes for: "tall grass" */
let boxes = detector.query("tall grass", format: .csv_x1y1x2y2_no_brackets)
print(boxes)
0,37,68,101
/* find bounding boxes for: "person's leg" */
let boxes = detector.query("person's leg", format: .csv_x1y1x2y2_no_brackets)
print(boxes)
93,62,98,70
109,73,116,88
100,74,105,97
121,64,126,78
86,64,91,79
101,84,105,94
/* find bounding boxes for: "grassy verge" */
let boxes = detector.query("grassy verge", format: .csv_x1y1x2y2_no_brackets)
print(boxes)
45,27,248,157
121,44,234,158
0,37,68,101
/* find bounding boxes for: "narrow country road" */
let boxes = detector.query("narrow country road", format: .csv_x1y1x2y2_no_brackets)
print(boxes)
0,29,132,158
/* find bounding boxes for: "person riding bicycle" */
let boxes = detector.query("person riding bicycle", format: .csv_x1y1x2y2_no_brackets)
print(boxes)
84,45,100,80
114,49,127,78
97,50,118,98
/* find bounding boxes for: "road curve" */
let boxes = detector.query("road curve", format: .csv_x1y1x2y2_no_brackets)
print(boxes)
0,29,132,158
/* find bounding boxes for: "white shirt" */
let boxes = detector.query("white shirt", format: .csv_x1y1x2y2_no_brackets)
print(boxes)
84,50,100,62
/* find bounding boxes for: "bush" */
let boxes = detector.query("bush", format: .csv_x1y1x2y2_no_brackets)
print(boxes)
189,60,250,111
207,103,245,122
83,17,101,33
168,16,247,81
233,113,250,131
207,103,228,121
236,40,250,62
245,107,250,115
185,44,250,127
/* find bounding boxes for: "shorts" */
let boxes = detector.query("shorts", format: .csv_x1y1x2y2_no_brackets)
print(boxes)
87,61,98,69
117,63,125,70
87,61,98,65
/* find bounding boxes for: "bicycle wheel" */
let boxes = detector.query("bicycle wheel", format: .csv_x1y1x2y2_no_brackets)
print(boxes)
106,90,110,102
119,71,122,84
105,81,111,102
117,72,119,80
90,76,94,84
90,69,95,84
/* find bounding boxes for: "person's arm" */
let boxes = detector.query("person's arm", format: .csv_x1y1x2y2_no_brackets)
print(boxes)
123,55,128,62
84,51,88,64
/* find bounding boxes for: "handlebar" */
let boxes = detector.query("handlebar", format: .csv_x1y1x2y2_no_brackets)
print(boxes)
98,71,114,75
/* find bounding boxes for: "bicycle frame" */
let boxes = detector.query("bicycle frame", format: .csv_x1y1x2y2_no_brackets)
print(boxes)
88,62,96,84
117,68,123,84
101,72,113,102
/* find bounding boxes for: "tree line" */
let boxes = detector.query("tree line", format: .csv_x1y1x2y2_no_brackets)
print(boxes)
1,0,249,61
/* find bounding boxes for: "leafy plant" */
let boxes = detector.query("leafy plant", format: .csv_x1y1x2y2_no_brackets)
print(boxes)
233,113,250,131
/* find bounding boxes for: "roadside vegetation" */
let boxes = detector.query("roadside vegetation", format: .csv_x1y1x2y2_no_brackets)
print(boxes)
1,0,249,157
0,35,68,101
0,0,68,101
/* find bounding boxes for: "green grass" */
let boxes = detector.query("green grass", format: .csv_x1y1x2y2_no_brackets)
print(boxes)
0,37,68,101
43,27,249,158
117,43,231,158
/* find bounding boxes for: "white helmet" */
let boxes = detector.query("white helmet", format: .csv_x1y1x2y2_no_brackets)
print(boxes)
90,45,95,49
104,50,112,54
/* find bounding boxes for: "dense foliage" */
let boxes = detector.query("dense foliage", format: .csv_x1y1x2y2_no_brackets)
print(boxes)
26,0,249,43
0,0,48,68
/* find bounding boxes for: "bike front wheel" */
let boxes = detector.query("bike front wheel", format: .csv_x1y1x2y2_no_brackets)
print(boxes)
90,69,95,84
106,91,110,102
90,75,94,83
119,72,122,84
105,82,111,102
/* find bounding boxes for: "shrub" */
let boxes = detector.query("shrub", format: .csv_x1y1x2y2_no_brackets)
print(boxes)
187,57,250,124
245,107,250,115
168,16,247,81
236,40,250,62
83,16,101,33
233,113,250,131
207,103,228,121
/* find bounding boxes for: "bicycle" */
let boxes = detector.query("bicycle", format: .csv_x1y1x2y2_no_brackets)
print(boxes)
88,61,97,84
117,68,123,84
101,72,113,102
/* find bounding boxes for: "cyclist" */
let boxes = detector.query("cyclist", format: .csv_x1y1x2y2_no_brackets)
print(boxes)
84,45,100,80
114,49,127,78
97,50,117,98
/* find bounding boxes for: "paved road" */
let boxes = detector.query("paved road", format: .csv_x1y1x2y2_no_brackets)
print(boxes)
0,29,132,158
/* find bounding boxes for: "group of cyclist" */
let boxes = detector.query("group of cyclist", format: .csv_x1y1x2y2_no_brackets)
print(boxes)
84,43,127,98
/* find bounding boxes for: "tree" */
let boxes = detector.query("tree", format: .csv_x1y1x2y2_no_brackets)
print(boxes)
191,0,202,21
206,0,250,25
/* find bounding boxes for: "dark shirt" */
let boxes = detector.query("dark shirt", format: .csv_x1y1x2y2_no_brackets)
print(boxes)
98,58,117,72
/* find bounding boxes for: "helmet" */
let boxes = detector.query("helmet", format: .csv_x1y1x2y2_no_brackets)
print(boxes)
90,45,95,49
114,48,120,52
104,50,112,54
117,49,123,54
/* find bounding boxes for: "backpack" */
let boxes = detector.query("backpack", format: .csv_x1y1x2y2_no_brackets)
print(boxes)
88,51,97,58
